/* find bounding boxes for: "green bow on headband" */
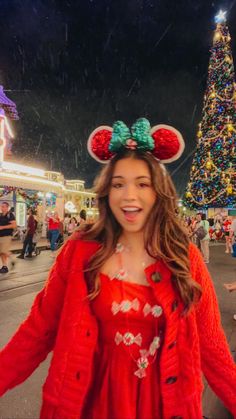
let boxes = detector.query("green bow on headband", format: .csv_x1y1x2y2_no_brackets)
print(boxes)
109,118,154,152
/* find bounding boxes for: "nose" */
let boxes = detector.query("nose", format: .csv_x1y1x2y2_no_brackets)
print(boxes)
124,183,137,201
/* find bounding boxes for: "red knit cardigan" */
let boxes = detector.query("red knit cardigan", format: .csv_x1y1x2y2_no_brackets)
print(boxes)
0,239,236,419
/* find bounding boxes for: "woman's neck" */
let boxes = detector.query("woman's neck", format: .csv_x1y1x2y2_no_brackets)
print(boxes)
118,231,145,254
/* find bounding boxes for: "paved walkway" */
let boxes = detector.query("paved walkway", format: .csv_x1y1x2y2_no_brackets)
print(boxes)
10,237,48,253
201,243,236,418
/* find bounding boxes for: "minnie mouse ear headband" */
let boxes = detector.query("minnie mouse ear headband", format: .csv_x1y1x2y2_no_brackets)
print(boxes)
87,118,185,164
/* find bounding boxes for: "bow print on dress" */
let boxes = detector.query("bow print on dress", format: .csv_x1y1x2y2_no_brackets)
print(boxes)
143,303,163,318
134,336,161,378
111,299,140,315
115,332,142,347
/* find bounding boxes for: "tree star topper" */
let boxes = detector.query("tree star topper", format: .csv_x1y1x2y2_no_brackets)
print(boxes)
215,10,227,24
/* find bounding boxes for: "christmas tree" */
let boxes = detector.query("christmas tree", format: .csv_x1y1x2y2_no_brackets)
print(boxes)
184,10,236,209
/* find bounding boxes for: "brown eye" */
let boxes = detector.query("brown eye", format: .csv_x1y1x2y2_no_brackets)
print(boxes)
139,183,150,188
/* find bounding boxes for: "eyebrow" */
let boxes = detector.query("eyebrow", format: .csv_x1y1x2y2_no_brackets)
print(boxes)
112,176,151,180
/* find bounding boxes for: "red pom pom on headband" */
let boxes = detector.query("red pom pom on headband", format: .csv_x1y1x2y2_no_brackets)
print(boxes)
87,126,113,162
87,118,185,164
150,124,185,163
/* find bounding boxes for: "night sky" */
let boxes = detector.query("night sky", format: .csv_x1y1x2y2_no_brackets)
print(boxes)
1,0,236,194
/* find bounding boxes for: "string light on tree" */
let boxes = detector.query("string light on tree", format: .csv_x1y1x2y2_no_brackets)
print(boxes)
184,10,236,209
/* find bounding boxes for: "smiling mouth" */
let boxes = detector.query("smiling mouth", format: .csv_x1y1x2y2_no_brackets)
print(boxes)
122,207,142,221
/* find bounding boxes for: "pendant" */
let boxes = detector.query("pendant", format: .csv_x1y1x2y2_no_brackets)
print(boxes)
115,269,128,280
115,243,125,253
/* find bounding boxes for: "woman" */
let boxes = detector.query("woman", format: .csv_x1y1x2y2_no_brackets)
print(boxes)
46,211,60,256
67,217,78,236
78,209,87,226
223,216,232,254
0,118,236,419
199,213,210,264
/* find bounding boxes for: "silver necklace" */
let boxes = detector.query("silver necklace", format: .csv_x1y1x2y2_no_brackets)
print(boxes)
113,242,162,378
114,242,150,281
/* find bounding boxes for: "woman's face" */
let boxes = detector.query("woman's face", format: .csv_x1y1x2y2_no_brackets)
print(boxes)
108,157,156,234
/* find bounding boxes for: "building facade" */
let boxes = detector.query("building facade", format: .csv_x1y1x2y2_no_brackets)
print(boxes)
0,161,97,231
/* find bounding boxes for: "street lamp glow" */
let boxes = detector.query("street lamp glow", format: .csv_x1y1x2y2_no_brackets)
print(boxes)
215,10,227,24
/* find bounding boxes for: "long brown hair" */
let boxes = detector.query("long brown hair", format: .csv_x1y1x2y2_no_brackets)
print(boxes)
81,149,201,312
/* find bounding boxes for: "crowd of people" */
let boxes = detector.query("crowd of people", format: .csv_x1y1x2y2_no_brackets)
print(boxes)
182,212,236,264
46,209,89,257
0,203,90,269
63,209,87,236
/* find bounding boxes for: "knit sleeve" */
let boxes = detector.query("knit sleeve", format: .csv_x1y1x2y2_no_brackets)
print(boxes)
0,242,71,396
189,243,236,416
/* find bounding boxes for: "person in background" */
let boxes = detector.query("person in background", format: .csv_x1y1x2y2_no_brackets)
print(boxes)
10,207,15,217
56,218,64,249
183,216,194,240
67,216,77,236
214,216,223,241
223,216,232,254
46,211,60,257
208,217,214,228
0,201,16,273
32,212,41,253
199,213,210,264
77,209,87,227
17,209,36,259
230,215,236,241
230,216,236,257
192,213,201,249
63,214,71,234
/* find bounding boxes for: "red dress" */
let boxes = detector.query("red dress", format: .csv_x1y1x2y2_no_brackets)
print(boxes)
82,273,165,419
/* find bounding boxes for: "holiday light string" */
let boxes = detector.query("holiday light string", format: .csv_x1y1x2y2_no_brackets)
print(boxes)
203,90,235,105
197,125,236,143
187,189,227,206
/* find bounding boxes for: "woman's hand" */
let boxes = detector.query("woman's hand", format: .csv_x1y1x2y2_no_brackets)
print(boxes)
224,282,236,292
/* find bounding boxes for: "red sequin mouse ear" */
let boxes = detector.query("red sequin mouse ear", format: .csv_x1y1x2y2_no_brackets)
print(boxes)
150,124,185,163
87,126,113,163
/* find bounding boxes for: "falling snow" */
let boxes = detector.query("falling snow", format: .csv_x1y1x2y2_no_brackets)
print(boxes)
1,0,236,192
